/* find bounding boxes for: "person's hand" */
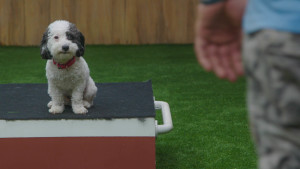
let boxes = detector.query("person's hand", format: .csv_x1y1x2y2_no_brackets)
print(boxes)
194,0,247,82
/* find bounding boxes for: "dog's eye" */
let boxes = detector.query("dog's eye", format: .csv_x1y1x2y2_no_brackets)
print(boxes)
67,34,74,40
54,36,59,39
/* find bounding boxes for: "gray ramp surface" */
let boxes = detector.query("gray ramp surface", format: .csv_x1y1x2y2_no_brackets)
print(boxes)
0,81,155,120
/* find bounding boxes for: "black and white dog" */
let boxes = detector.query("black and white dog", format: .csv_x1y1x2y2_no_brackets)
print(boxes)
40,20,97,114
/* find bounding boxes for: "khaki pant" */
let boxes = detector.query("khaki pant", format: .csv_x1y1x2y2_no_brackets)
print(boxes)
243,30,300,169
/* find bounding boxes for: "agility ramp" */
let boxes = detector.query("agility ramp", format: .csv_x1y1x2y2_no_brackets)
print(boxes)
0,81,173,169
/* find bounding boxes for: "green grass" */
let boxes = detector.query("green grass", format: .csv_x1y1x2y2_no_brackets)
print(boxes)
0,45,257,168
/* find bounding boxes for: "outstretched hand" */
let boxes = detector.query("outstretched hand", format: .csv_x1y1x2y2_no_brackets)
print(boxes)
194,0,247,82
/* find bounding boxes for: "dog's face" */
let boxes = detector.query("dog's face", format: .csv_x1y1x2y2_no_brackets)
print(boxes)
40,20,85,63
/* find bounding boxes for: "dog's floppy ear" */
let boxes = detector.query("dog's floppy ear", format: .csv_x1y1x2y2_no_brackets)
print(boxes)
76,31,85,57
69,23,85,57
40,28,52,60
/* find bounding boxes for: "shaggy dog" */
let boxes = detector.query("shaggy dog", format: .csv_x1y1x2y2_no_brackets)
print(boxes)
40,20,97,114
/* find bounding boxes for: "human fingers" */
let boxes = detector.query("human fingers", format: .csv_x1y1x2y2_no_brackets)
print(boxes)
194,37,213,71
207,45,226,78
230,42,244,76
194,9,213,72
219,45,237,82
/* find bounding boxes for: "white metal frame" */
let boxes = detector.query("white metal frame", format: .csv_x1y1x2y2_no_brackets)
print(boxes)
155,101,173,136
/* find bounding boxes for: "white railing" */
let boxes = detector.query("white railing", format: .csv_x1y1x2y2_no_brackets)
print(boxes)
155,101,173,136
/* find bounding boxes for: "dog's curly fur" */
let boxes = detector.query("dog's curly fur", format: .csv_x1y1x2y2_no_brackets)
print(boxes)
40,20,97,114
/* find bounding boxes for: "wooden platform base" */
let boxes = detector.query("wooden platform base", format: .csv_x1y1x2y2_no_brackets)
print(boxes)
0,82,158,169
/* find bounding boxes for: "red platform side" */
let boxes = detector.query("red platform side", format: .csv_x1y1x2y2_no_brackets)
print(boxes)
0,137,156,169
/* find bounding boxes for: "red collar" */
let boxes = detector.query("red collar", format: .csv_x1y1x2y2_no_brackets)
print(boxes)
53,56,76,69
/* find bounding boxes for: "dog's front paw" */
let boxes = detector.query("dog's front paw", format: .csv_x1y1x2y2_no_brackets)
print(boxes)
49,105,64,114
73,105,88,114
47,101,53,108
83,100,92,108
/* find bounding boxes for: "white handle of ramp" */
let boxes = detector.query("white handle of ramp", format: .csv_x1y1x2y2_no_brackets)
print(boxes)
155,101,173,136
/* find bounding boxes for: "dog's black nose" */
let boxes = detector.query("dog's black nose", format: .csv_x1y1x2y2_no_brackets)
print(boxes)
62,45,69,52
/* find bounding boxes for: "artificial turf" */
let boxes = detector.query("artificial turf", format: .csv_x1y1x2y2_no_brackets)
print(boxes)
0,45,257,168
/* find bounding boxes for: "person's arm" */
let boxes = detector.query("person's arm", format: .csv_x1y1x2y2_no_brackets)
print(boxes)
194,0,247,82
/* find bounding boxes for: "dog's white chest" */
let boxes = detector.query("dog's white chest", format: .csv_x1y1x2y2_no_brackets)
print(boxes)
46,59,89,91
